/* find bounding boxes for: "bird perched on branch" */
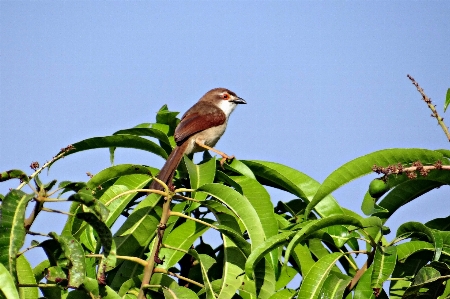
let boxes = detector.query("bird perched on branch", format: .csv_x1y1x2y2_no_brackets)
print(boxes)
149,88,246,190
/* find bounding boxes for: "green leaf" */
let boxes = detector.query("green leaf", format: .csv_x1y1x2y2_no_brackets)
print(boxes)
188,249,216,299
162,284,199,299
275,266,298,290
81,277,122,299
444,88,450,112
76,213,116,277
16,255,38,299
297,252,345,299
158,219,210,269
216,236,247,298
267,288,297,299
224,159,256,179
245,231,296,279
285,215,364,267
376,179,443,223
113,127,172,146
185,156,216,200
48,232,86,288
67,193,109,222
291,242,316,277
397,221,443,261
389,258,427,298
33,259,50,282
371,246,397,289
0,170,29,183
396,241,434,262
306,148,444,216
0,190,34,283
99,174,152,228
230,176,278,273
319,272,352,299
86,164,156,191
198,184,265,248
51,135,168,167
242,160,344,218
0,263,20,299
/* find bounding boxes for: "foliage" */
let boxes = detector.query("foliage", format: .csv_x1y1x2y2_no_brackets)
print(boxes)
2,82,450,299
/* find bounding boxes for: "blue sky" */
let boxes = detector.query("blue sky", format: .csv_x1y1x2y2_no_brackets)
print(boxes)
1,1,449,268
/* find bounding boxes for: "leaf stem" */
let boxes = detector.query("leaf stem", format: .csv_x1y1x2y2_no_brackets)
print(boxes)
169,211,218,230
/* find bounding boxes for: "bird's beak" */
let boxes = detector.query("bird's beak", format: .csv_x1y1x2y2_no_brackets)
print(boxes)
231,97,247,104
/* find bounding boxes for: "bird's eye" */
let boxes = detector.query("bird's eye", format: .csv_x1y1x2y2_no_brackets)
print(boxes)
223,93,229,100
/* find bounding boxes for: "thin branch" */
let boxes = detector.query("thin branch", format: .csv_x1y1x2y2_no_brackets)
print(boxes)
138,183,172,299
105,188,167,206
17,148,72,190
86,254,147,267
169,211,218,230
407,74,450,141
153,268,205,288
41,207,73,216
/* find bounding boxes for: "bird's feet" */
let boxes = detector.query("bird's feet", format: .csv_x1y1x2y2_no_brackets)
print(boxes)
219,155,235,168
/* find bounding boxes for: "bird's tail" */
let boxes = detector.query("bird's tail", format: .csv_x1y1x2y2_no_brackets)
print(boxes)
149,142,189,191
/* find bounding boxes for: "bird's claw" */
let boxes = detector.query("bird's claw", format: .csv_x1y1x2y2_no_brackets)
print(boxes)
219,155,235,168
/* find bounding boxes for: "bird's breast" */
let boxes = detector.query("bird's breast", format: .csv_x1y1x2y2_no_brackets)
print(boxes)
185,122,228,154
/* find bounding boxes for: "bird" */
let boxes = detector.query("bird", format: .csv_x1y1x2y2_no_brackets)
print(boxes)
149,88,246,191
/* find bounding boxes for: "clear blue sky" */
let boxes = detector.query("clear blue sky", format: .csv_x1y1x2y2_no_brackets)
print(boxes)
1,1,449,267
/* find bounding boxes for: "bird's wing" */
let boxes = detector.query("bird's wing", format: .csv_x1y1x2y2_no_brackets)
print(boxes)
174,102,226,145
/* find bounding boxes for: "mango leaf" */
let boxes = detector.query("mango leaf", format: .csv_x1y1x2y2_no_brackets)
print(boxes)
16,255,38,299
230,176,278,273
0,190,34,282
76,213,116,281
33,259,50,282
198,184,265,249
188,249,216,299
100,174,153,228
216,236,247,299
162,284,199,299
444,88,450,112
297,252,345,299
50,135,168,167
48,232,86,288
402,265,447,298
319,272,352,299
306,148,445,216
67,192,109,222
267,289,297,299
86,164,156,191
0,263,20,299
158,219,210,270
184,156,216,200
291,242,316,277
389,258,427,298
396,241,434,262
275,266,297,290
224,159,256,179
353,264,389,299
242,160,344,218
371,245,397,289
0,169,29,183
285,215,364,267
397,221,442,261
113,127,172,146
245,231,296,279
376,180,443,223
81,277,122,299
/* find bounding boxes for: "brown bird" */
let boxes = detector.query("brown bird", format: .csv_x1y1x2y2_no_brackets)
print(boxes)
149,88,246,191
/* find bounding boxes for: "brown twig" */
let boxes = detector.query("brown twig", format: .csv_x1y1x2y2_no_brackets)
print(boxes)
407,74,450,141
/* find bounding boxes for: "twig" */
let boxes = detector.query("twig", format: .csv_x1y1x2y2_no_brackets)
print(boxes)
137,187,172,299
169,211,218,230
407,74,450,141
